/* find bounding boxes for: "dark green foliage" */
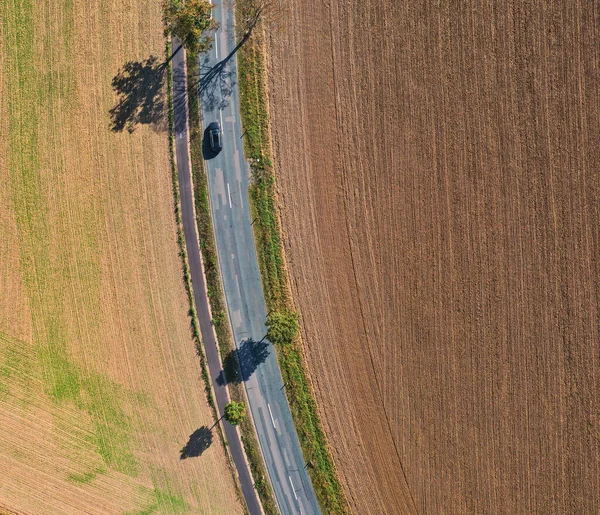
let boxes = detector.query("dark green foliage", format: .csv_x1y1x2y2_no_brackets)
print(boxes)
265,310,299,345
224,401,246,426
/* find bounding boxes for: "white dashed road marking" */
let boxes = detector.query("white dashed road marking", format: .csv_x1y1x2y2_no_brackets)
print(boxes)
268,403,277,430
288,476,298,500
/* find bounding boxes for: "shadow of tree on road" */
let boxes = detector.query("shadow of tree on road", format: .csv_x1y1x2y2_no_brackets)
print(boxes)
110,55,167,133
180,426,213,459
198,54,235,112
110,44,241,135
172,61,189,135
220,338,270,385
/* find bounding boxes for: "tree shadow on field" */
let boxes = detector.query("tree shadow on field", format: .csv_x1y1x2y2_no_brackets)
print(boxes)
218,338,270,386
180,426,213,459
110,43,240,135
110,55,167,133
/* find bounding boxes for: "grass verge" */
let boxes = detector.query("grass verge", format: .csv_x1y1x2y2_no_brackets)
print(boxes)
235,11,350,515
186,49,279,515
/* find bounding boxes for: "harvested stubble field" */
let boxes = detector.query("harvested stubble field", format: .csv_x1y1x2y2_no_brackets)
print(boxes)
0,1,242,514
267,1,600,514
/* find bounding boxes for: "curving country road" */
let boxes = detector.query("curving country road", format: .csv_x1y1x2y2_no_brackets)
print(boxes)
198,2,321,515
170,39,263,515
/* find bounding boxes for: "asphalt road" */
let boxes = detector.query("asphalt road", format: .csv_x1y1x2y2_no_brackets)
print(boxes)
170,39,263,515
198,4,321,515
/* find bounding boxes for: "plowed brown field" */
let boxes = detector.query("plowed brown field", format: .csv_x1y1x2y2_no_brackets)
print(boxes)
0,1,242,514
267,1,600,514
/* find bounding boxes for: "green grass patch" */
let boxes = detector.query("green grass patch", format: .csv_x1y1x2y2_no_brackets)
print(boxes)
67,466,106,485
0,329,138,476
185,49,279,515
235,10,350,514
126,486,187,515
2,0,131,471
85,375,138,475
33,317,138,475
1,2,129,474
39,340,138,476
3,0,47,294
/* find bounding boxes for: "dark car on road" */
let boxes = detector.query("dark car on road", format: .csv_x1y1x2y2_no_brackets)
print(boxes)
207,122,222,153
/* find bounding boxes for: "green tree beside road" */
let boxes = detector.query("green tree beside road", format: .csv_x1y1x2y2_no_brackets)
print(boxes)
163,0,218,57
265,310,299,345
224,401,247,426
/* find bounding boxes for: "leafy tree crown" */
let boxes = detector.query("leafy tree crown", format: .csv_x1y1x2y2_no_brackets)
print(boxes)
163,0,219,54
224,401,246,426
266,310,299,345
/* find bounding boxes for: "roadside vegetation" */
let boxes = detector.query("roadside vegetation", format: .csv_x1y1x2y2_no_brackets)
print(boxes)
235,2,350,512
224,401,247,426
171,0,347,510
265,310,299,346
163,0,217,57
186,49,280,515
167,37,263,513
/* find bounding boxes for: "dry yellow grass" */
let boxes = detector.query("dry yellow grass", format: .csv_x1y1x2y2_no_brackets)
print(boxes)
0,1,244,513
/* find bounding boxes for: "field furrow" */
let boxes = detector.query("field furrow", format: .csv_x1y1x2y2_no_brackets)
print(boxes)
267,1,600,513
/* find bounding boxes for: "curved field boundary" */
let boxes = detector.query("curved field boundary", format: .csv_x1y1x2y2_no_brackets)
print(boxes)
235,8,350,514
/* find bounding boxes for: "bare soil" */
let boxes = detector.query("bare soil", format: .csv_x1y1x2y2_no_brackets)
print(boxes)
0,1,243,514
267,1,600,513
